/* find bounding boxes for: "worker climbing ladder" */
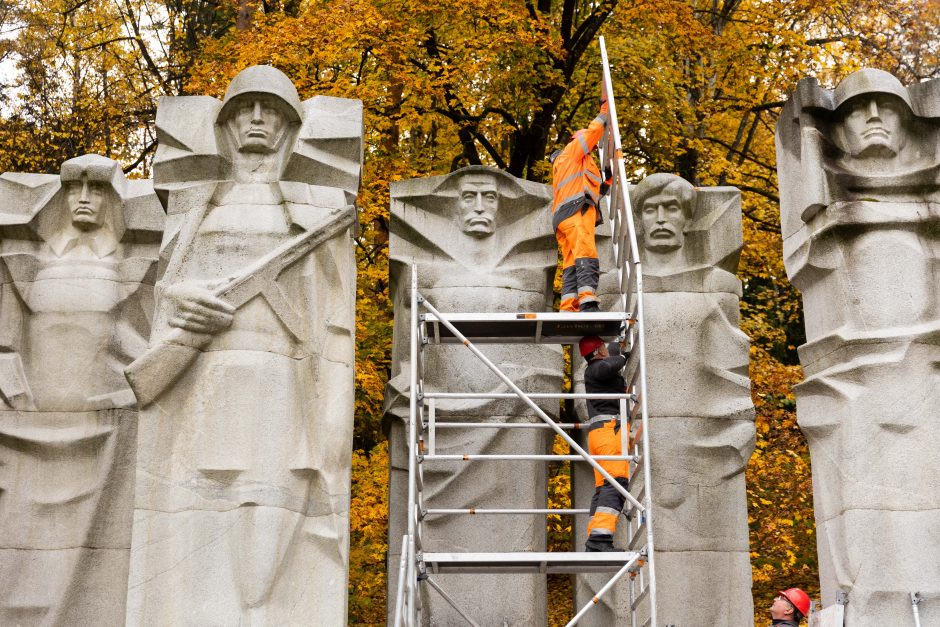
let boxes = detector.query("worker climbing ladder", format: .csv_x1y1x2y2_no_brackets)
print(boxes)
392,37,657,627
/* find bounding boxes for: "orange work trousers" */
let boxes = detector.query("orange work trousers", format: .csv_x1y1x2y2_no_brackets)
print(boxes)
586,419,629,538
555,206,600,312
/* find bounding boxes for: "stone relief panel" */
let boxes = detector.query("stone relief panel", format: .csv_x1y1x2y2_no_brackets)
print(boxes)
123,65,362,626
0,154,163,626
383,166,562,625
572,176,755,626
777,68,940,625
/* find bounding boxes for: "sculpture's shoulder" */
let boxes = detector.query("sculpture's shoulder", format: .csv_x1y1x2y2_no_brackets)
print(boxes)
644,266,742,296
0,172,59,230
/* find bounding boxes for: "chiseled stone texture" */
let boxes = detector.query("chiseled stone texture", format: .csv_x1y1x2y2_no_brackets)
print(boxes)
0,155,163,626
383,166,562,626
777,68,940,625
572,177,755,626
124,66,362,626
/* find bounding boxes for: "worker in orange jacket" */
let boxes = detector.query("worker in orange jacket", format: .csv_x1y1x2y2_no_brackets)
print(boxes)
549,96,611,312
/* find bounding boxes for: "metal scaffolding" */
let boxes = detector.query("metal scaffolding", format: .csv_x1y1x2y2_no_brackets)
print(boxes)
392,36,657,627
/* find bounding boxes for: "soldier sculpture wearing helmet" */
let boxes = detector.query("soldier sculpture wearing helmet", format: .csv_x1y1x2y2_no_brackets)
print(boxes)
217,65,303,175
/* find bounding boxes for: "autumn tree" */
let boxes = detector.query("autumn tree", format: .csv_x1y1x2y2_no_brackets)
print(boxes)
0,0,235,174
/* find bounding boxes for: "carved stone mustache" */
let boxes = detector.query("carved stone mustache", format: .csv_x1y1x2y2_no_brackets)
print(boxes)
649,225,677,237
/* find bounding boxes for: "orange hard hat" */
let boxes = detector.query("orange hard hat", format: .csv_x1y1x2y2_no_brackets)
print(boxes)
579,335,605,358
779,587,810,617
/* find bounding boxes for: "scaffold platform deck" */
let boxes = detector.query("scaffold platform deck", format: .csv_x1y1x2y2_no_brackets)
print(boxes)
422,551,645,575
421,311,630,344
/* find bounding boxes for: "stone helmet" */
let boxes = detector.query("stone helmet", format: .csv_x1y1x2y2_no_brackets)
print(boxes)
218,65,304,124
833,68,913,115
59,154,127,198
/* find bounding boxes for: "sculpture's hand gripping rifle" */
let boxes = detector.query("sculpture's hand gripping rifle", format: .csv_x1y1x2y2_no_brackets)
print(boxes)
125,204,356,407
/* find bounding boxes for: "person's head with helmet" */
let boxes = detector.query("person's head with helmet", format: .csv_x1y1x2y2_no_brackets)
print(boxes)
833,68,913,165
58,154,126,235
39,154,128,256
578,335,607,362
771,587,810,625
216,65,303,179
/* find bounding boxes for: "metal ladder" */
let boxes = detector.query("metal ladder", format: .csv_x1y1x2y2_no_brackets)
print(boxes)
392,36,657,627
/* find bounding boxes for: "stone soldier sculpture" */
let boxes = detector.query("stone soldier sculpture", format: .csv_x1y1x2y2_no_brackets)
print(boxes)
0,154,163,625
124,65,363,625
777,68,940,624
572,174,755,626
383,166,562,625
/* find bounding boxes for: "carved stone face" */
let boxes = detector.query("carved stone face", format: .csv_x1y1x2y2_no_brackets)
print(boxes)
641,192,689,252
230,96,288,154
64,177,109,231
839,94,908,159
457,174,499,237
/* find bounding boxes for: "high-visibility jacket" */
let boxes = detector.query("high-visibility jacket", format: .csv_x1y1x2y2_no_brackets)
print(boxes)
551,101,609,231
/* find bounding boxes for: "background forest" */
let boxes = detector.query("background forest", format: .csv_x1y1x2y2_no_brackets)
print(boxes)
1,0,938,623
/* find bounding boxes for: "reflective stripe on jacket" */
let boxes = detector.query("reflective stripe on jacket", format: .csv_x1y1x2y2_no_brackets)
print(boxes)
551,101,609,231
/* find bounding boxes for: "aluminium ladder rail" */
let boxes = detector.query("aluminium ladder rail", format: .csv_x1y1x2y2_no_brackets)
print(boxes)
597,34,659,627
392,36,657,627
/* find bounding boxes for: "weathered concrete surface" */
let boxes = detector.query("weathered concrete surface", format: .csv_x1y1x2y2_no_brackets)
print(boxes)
383,166,562,625
125,66,363,626
777,68,940,625
573,177,755,626
0,154,163,626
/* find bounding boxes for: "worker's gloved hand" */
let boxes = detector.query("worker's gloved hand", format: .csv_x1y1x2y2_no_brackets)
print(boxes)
599,166,613,197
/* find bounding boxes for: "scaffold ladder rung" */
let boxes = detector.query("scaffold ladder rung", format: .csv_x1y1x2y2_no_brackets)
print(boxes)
631,583,651,610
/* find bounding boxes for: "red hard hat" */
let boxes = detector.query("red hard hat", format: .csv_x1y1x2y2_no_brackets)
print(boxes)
579,335,605,358
779,588,810,617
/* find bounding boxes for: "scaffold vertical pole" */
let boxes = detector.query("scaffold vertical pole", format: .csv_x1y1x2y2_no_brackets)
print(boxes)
406,261,420,626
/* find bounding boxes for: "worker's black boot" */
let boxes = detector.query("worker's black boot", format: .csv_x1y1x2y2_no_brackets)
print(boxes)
585,536,620,552
579,301,601,313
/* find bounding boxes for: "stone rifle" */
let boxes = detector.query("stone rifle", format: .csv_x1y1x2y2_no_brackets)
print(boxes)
124,204,356,407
